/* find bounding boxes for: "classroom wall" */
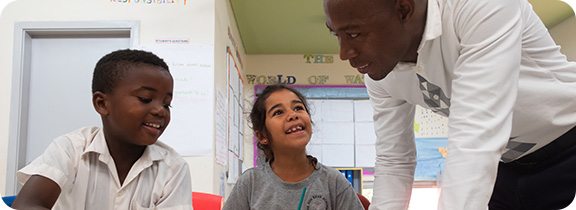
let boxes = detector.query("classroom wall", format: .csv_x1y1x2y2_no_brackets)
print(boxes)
240,15,576,167
240,55,362,168
244,54,362,86
0,0,217,195
550,16,576,60
1,0,573,198
244,15,576,86
243,14,576,89
214,0,249,196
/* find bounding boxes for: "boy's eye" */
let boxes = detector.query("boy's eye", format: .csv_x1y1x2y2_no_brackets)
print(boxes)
137,97,152,103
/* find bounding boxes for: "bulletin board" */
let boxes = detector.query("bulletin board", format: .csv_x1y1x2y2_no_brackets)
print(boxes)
252,85,368,167
252,85,448,183
413,106,448,182
226,46,244,184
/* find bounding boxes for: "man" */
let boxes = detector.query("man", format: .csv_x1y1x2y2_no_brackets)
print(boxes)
324,0,576,209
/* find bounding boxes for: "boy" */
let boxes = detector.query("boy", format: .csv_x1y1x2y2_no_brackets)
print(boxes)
12,49,192,210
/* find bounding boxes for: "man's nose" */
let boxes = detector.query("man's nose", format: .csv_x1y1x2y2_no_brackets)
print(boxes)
339,39,358,60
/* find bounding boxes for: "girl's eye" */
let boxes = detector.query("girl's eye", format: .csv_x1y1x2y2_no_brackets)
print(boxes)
137,97,152,103
294,105,305,111
272,110,283,116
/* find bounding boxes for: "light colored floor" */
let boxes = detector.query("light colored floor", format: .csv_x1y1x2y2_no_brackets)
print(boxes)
392,188,576,210
409,188,439,210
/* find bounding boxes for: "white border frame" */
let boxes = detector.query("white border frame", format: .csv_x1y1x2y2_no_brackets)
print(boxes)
6,21,139,194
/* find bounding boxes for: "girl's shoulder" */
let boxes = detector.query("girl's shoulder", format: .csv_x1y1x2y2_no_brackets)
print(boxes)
316,163,341,177
236,165,267,183
314,163,354,186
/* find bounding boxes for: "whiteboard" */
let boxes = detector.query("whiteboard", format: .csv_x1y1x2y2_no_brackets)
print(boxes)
322,144,354,167
306,144,323,163
353,100,373,122
316,122,355,144
141,44,214,156
354,122,377,145
355,144,376,167
321,100,354,122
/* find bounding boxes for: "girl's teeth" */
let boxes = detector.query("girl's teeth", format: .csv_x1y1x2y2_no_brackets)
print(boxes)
287,126,303,133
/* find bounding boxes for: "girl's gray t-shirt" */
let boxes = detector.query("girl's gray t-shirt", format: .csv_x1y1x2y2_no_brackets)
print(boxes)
222,162,364,210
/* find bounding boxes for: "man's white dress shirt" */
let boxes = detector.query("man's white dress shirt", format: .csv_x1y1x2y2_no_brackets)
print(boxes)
366,0,576,209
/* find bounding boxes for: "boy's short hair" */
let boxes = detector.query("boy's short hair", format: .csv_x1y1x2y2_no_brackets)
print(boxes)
92,49,170,93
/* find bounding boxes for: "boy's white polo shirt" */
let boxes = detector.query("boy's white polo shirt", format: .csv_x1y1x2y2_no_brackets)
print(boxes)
17,127,192,210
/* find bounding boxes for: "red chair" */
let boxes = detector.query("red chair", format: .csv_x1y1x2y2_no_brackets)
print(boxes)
357,193,370,210
192,192,223,210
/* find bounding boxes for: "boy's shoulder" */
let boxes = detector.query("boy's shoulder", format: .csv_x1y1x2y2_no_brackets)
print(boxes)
51,126,102,153
148,140,188,168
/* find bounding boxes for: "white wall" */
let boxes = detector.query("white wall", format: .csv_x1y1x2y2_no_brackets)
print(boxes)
550,16,576,60
243,15,576,85
214,0,249,197
0,0,217,195
243,15,576,86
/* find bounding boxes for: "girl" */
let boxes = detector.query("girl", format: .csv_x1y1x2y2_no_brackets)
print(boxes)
223,84,364,210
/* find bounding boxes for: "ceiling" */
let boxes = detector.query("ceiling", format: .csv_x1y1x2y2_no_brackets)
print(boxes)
230,0,575,55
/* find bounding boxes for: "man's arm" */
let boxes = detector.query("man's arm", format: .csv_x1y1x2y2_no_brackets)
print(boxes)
440,0,523,209
12,175,61,210
365,76,417,210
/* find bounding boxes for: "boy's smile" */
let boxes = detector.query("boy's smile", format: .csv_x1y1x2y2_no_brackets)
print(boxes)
143,121,164,137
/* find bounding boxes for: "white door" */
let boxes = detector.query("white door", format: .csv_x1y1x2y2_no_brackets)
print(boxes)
7,21,138,194
26,36,130,163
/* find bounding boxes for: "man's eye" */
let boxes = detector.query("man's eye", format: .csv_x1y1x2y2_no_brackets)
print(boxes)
164,104,172,110
137,97,152,103
349,33,359,38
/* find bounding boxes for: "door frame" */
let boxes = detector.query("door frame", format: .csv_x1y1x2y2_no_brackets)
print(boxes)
6,21,139,194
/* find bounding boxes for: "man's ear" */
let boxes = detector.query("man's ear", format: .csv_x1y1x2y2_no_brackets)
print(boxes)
396,0,416,23
92,91,109,116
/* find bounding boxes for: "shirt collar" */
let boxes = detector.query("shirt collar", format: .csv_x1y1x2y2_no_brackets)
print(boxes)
417,0,443,53
83,128,166,164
